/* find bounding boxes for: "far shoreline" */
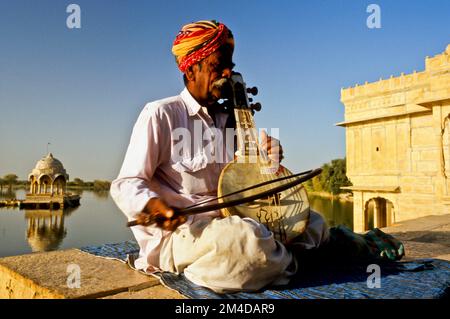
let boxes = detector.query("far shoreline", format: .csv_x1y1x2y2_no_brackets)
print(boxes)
0,183,111,193
3,184,353,203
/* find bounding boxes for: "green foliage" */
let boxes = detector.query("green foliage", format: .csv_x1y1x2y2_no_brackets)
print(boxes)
73,178,85,186
0,173,111,192
3,174,18,189
329,158,352,194
92,180,111,191
3,174,18,184
67,178,78,187
306,158,352,194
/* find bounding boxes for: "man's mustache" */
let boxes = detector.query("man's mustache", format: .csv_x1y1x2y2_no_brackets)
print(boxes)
212,78,232,99
212,78,229,89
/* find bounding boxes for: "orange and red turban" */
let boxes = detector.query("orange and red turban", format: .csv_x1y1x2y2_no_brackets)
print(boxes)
172,20,234,73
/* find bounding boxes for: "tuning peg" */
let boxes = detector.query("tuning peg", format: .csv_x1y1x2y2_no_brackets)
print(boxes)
247,87,258,96
248,98,253,102
250,102,262,112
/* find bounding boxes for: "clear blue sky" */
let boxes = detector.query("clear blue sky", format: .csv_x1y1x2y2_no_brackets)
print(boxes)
0,0,449,181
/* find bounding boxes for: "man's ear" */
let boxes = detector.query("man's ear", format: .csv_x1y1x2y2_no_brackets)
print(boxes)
185,65,196,82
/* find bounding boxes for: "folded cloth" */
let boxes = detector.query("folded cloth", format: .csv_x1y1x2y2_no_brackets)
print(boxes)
288,225,405,270
364,227,405,261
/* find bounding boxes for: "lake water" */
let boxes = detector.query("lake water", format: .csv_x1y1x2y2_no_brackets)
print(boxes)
0,189,134,258
0,189,353,258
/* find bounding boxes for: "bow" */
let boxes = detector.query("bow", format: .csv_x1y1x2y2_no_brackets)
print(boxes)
126,168,321,227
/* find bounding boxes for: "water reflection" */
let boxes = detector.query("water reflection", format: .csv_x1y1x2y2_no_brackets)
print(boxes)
1,189,135,258
309,195,354,230
0,189,17,199
92,190,110,200
65,189,109,200
69,188,83,196
1,189,353,257
24,207,78,252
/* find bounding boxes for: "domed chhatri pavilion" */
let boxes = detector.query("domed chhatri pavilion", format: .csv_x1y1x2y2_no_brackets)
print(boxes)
24,153,80,209
28,153,68,195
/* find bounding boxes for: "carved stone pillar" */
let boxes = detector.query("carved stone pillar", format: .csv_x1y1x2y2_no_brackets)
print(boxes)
353,191,365,232
374,198,387,228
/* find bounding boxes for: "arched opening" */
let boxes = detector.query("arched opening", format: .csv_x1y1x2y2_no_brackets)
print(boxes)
29,176,35,194
365,199,375,230
53,175,66,195
364,197,394,230
38,175,52,194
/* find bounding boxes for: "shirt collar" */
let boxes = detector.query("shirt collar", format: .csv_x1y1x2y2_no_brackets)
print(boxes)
180,88,202,116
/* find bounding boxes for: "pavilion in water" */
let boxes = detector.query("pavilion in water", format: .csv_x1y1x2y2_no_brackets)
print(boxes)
24,153,80,209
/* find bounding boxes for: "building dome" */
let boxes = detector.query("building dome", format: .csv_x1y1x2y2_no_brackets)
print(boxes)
26,152,80,204
28,153,69,181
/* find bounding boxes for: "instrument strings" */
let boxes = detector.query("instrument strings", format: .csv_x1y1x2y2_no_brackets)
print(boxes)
244,109,286,242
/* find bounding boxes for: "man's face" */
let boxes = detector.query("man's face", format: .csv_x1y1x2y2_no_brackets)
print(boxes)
187,45,235,106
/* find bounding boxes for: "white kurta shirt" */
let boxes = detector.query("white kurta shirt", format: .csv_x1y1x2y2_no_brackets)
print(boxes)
110,88,234,272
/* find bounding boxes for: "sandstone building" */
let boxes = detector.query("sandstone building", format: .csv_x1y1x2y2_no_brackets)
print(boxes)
338,45,450,232
25,153,80,209
28,153,69,196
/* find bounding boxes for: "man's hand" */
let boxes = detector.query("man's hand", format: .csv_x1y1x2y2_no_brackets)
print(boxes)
260,130,284,164
135,198,186,231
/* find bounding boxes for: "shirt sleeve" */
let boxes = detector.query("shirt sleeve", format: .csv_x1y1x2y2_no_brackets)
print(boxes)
110,103,166,219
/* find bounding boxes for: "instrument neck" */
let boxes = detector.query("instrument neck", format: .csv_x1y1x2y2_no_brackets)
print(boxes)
234,109,259,158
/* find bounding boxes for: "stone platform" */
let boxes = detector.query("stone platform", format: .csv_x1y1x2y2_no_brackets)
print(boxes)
0,249,184,299
380,214,450,261
0,214,449,299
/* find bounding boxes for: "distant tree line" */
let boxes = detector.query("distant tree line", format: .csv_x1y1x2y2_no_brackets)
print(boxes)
0,174,21,192
0,174,111,192
67,178,111,191
304,158,352,194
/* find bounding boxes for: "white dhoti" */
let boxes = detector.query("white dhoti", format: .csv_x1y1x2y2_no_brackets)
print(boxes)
158,211,329,293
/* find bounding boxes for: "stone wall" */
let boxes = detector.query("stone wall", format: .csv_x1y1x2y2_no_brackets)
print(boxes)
339,45,450,232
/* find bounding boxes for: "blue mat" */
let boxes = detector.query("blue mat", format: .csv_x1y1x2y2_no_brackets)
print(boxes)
79,240,450,299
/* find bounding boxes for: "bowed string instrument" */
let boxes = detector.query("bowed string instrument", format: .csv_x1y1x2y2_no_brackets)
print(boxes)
128,72,321,244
